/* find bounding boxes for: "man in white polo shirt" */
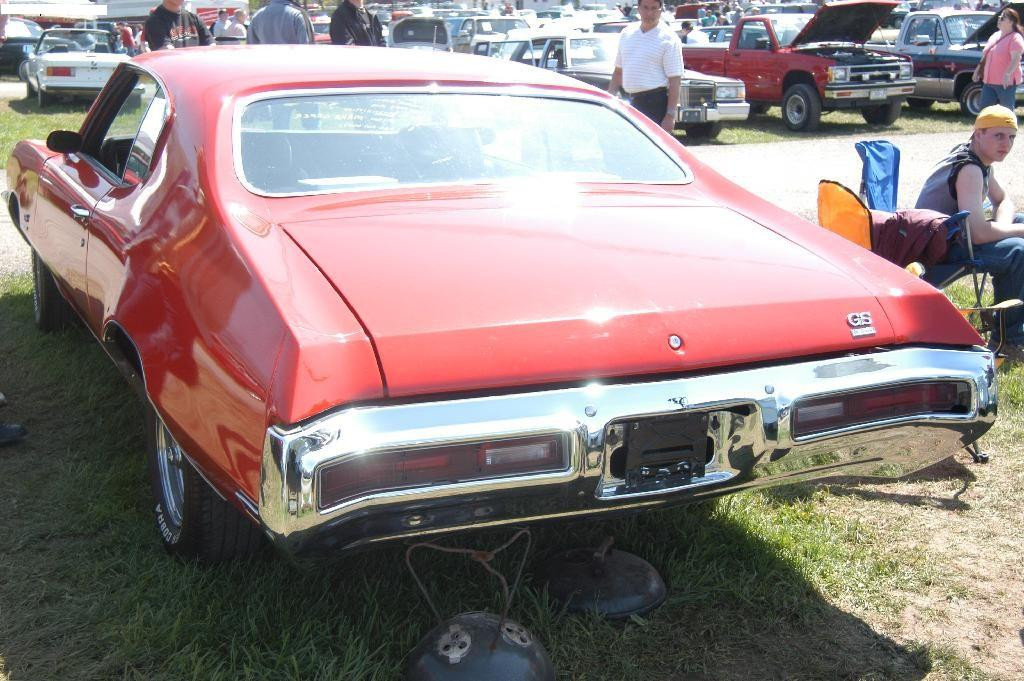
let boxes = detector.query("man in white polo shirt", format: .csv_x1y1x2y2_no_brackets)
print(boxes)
608,0,683,133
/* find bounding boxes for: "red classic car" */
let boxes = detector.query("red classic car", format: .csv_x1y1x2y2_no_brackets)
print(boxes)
4,46,996,561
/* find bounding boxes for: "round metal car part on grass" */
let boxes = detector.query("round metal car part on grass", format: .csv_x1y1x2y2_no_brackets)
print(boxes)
154,417,186,531
536,537,667,620
405,612,554,680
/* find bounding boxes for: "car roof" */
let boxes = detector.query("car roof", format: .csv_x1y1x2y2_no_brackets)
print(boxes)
133,45,594,96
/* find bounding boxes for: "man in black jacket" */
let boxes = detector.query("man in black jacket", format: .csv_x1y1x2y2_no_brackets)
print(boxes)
144,0,213,50
330,0,385,46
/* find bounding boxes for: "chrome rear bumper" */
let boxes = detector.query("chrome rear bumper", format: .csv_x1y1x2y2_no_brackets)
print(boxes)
260,346,996,553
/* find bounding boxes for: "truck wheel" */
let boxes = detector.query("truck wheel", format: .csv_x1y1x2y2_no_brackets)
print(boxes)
683,122,722,141
781,84,821,131
749,102,770,116
959,82,983,117
907,98,934,110
147,406,265,562
31,251,76,332
861,100,902,125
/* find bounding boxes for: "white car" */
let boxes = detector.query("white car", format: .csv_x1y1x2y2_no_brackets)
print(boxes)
22,29,130,107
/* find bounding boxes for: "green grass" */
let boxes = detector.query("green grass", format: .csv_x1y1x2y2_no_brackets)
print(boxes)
2,275,1016,679
0,95,87,164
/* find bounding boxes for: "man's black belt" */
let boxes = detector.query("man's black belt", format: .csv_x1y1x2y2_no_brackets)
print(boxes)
630,86,668,98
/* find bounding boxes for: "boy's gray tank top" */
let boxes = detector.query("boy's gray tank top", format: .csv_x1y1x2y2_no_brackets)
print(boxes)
915,142,989,216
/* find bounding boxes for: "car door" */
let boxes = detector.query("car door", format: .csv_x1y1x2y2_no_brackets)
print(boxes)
81,69,169,331
541,38,567,74
30,79,137,319
454,19,472,52
901,14,944,99
729,20,778,101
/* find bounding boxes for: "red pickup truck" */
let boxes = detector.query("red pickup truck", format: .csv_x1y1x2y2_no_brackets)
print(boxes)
681,0,915,131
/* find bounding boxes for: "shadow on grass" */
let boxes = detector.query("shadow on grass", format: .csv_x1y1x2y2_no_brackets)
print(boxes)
7,95,91,116
0,281,933,680
767,456,978,512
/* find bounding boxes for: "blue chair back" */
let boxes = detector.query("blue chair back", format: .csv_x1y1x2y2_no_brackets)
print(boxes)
855,140,900,212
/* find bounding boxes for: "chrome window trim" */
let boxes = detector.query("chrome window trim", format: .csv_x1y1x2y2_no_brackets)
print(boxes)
231,85,694,198
260,346,996,551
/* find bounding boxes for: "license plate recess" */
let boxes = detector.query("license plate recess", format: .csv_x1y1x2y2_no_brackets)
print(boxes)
619,412,710,493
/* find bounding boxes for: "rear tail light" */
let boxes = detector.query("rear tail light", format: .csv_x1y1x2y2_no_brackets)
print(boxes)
792,381,971,437
46,66,73,77
318,435,567,509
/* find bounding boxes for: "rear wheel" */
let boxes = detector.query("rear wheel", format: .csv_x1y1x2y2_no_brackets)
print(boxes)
960,82,983,117
781,83,821,131
24,76,36,99
31,251,76,332
907,97,934,110
861,100,902,125
146,406,264,562
37,85,53,108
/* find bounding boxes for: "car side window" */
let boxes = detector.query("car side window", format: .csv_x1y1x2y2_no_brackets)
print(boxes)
907,17,941,45
737,24,769,50
123,90,168,184
86,72,165,181
544,40,566,69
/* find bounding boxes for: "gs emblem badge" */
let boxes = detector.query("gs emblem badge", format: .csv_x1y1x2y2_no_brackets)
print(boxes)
847,312,876,337
847,312,873,327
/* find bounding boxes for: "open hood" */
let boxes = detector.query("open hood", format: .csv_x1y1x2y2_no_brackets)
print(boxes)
964,2,1024,46
281,187,899,398
789,0,897,46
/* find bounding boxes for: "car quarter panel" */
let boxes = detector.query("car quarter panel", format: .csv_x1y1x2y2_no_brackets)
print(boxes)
84,73,385,504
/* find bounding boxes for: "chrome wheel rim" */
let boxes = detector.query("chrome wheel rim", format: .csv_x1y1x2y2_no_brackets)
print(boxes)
785,96,806,125
967,88,983,116
155,418,185,530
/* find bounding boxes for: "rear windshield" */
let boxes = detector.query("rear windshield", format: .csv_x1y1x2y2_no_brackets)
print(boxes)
38,30,113,53
237,92,689,194
393,21,449,43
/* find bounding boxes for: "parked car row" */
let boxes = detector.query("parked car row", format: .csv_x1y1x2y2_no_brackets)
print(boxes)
15,1,1019,129
681,1,917,131
478,31,749,140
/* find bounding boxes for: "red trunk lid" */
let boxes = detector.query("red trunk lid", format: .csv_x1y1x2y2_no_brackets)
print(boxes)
282,187,896,397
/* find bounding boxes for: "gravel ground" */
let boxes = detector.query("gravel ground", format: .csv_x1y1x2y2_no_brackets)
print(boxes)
3,118,1022,280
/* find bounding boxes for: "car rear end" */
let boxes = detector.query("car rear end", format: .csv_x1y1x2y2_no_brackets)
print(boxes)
201,50,996,554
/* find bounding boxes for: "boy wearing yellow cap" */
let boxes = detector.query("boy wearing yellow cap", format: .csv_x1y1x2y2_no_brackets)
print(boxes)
916,105,1024,360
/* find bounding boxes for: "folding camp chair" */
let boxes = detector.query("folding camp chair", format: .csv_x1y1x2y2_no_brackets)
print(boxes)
855,139,994,310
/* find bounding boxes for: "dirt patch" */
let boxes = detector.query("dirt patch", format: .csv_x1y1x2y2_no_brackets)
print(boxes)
818,439,1024,680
